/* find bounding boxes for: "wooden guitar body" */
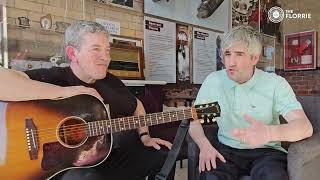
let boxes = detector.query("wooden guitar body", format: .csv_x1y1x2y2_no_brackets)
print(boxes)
0,94,220,180
0,94,112,180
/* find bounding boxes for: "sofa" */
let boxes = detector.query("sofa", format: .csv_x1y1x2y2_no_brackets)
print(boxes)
187,95,320,180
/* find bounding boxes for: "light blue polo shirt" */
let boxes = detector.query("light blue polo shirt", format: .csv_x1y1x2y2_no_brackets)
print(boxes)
195,68,302,151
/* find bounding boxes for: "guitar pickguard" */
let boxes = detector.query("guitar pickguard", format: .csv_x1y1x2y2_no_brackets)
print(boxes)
42,142,76,171
41,134,111,172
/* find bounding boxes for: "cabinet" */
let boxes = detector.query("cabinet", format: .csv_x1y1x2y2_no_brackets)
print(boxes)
109,43,144,79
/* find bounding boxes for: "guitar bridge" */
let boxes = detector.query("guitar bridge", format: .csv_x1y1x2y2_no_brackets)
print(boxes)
25,117,39,160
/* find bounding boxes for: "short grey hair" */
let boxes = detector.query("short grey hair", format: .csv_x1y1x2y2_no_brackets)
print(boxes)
221,25,262,56
64,20,109,49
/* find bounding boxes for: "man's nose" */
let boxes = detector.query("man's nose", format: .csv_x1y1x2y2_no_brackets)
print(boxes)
100,51,110,62
228,55,237,66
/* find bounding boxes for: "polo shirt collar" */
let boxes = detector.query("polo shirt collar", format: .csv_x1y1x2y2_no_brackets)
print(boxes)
223,68,260,90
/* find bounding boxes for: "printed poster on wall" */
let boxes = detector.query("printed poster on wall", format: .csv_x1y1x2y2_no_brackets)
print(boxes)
0,4,3,67
144,16,176,83
193,28,222,84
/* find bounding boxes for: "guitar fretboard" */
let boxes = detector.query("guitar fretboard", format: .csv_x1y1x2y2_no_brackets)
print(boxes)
86,108,193,137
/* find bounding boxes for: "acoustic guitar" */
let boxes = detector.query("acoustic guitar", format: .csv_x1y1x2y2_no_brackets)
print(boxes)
0,94,220,180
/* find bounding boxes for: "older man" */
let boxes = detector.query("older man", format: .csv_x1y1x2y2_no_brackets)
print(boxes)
0,20,174,180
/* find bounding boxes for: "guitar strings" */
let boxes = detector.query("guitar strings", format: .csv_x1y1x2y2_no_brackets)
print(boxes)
4,107,217,156
32,119,188,141
12,111,215,139
34,111,194,140
17,109,193,134
19,111,198,141
39,104,216,135
39,114,214,140
8,110,213,139
9,106,216,143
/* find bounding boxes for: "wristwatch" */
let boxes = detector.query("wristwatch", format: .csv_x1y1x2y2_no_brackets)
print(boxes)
139,132,149,139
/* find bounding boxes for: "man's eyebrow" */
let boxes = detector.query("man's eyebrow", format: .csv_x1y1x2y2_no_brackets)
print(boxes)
90,44,110,49
224,50,245,54
234,51,245,54
91,44,101,47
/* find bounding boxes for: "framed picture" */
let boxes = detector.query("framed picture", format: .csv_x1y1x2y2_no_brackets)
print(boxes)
0,3,9,68
284,30,318,71
176,24,190,83
232,0,260,30
111,0,133,8
144,0,229,32
0,3,4,67
93,0,133,8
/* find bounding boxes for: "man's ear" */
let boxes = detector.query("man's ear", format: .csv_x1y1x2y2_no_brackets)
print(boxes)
66,46,77,62
252,54,260,66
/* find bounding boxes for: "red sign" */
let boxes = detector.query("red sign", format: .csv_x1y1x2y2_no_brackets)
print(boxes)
284,30,317,70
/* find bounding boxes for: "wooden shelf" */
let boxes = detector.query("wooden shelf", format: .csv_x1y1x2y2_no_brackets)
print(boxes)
109,69,141,79
122,80,167,86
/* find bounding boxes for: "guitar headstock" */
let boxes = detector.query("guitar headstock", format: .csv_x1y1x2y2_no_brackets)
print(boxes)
192,102,221,125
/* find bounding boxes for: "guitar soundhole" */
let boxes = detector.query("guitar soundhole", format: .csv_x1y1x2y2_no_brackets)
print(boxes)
57,116,88,148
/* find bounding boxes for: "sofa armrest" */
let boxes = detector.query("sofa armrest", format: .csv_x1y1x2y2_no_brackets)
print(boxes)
288,133,320,180
187,124,219,180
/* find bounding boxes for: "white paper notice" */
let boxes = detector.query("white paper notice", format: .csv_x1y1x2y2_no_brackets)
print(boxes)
193,28,221,84
144,16,176,83
96,18,120,35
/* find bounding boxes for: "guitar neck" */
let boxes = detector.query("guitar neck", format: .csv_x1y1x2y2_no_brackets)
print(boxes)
86,108,193,137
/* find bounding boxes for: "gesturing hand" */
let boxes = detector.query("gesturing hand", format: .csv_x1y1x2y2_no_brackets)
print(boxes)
231,114,272,148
